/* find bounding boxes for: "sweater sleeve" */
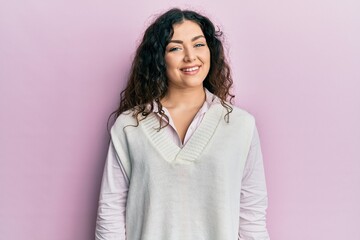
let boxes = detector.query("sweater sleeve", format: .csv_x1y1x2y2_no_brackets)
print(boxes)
95,140,129,240
238,125,270,240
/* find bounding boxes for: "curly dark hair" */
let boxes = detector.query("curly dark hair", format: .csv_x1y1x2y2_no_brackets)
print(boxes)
107,7,235,132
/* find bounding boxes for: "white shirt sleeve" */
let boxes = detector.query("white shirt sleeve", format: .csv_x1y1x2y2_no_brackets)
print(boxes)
238,125,270,240
95,140,129,240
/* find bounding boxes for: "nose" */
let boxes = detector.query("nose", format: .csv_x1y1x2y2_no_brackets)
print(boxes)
183,47,196,62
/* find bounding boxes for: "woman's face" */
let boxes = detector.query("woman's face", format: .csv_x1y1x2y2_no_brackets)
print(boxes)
164,20,211,90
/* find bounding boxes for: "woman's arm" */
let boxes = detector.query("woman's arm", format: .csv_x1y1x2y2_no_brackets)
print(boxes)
95,140,129,240
238,125,270,240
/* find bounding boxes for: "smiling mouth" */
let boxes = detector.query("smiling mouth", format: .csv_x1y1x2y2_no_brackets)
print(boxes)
180,66,200,72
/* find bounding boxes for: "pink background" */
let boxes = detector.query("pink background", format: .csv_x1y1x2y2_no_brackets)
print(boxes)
1,0,359,239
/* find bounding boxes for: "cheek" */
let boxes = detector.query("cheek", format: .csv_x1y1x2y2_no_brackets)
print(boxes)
202,50,211,67
164,57,178,79
199,48,211,63
205,49,211,62
202,50,211,74
165,54,180,69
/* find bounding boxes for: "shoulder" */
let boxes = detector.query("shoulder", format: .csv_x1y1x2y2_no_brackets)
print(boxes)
110,109,139,136
215,103,257,136
231,105,255,119
210,92,255,123
226,103,256,124
229,105,261,142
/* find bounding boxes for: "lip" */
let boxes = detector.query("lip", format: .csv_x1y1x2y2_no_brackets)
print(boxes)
180,65,200,70
180,65,201,75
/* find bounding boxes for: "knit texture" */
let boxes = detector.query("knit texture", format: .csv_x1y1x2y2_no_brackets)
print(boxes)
110,102,255,240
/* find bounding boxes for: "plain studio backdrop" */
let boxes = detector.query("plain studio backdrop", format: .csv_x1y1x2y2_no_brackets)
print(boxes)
0,0,359,239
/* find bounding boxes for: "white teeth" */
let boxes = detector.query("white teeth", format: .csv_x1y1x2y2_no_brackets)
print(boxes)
182,66,199,72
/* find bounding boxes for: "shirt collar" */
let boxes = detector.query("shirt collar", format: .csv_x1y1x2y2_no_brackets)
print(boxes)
151,87,217,114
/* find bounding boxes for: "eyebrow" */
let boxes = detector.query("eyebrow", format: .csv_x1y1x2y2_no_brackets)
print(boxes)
169,35,205,44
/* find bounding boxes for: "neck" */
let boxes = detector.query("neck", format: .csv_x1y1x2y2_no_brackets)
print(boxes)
160,86,206,109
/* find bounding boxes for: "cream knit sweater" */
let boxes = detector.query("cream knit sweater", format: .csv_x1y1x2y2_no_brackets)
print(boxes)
106,100,268,240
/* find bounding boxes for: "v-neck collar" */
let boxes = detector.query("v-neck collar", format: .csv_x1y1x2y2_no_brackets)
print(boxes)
139,103,225,164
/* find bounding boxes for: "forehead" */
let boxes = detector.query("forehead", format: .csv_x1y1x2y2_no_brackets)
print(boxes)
171,20,204,40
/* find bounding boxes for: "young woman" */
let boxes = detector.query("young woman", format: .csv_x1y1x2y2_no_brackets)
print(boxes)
95,8,270,240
